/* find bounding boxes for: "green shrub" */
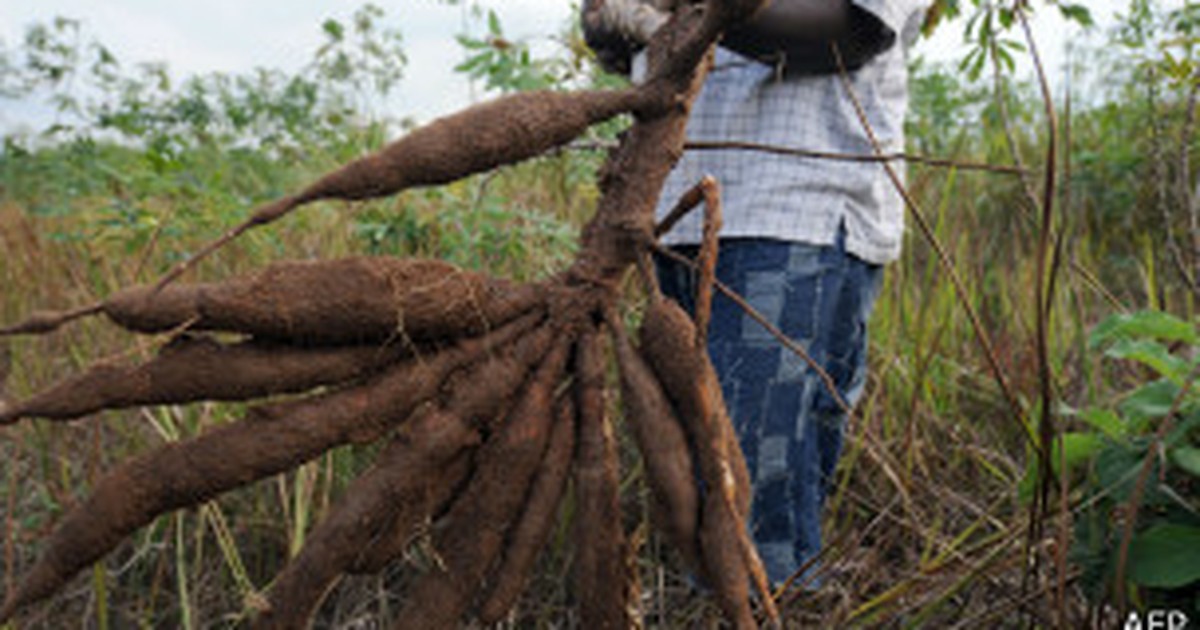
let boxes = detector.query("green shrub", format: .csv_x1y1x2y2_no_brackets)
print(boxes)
1069,311,1200,615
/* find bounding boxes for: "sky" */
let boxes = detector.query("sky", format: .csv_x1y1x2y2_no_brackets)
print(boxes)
0,0,1172,134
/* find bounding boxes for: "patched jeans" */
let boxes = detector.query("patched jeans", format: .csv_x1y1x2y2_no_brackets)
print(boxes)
656,234,882,586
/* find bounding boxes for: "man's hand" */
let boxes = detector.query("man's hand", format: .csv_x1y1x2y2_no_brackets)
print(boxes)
721,0,895,75
582,0,670,75
590,0,670,45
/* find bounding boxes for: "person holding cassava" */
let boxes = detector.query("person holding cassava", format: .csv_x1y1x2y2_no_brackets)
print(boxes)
583,0,931,588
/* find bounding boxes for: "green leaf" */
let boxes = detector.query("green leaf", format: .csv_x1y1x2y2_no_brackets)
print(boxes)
1167,410,1200,448
1079,408,1126,439
1120,379,1181,429
1105,338,1191,383
994,44,1015,72
1128,523,1200,588
96,45,117,66
1060,432,1103,473
965,49,986,81
998,8,1014,30
322,19,344,42
1089,311,1199,349
1017,433,1101,503
1094,442,1146,502
1059,3,1094,27
1171,446,1200,477
454,52,490,75
487,9,502,37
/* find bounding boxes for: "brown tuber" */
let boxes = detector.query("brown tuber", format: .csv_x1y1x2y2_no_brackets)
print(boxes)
0,313,544,622
291,90,646,206
255,408,482,630
391,335,571,629
2,257,542,345
0,334,411,425
135,257,537,343
150,88,650,289
638,298,778,626
608,309,701,571
572,325,638,629
475,395,577,623
255,319,562,627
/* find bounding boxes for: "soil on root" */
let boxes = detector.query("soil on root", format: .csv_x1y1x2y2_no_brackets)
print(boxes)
572,325,637,630
256,321,556,624
476,394,577,623
638,298,775,626
345,316,570,580
390,335,571,630
254,406,482,629
103,257,541,345
0,334,411,424
609,312,701,573
346,451,473,577
291,89,645,206
0,312,543,623
698,487,756,629
637,298,752,522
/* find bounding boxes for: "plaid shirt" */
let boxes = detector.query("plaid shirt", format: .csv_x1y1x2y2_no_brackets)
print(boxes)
656,0,929,265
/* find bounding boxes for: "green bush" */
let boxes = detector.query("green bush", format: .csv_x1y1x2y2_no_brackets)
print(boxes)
1070,311,1200,614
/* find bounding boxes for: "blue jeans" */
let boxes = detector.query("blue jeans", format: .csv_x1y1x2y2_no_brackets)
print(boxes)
656,235,882,586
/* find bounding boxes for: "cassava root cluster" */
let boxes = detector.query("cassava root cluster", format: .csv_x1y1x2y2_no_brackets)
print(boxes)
1,0,783,627
0,260,775,628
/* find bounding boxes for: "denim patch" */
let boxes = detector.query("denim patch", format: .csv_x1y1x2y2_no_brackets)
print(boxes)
756,435,790,482
763,380,803,436
779,271,819,343
754,477,791,540
741,271,786,342
758,542,796,586
777,345,811,382
786,245,824,275
723,345,780,389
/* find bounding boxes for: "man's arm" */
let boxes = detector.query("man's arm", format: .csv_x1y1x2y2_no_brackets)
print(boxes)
721,0,895,75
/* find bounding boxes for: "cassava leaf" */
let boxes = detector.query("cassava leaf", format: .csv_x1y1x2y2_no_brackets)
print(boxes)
1120,379,1181,430
1104,338,1191,384
1058,3,1094,27
1079,408,1126,439
1089,311,1199,350
1055,432,1103,476
1017,432,1102,503
1128,524,1200,588
1171,446,1200,477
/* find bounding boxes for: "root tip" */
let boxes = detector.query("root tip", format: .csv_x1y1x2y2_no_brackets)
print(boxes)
0,343,8,421
0,398,17,425
0,304,103,337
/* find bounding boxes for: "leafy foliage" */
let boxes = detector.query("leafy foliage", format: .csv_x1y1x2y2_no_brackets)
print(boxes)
1069,311,1200,613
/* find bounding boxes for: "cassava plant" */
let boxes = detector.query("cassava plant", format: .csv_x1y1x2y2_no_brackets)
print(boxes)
0,0,787,627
